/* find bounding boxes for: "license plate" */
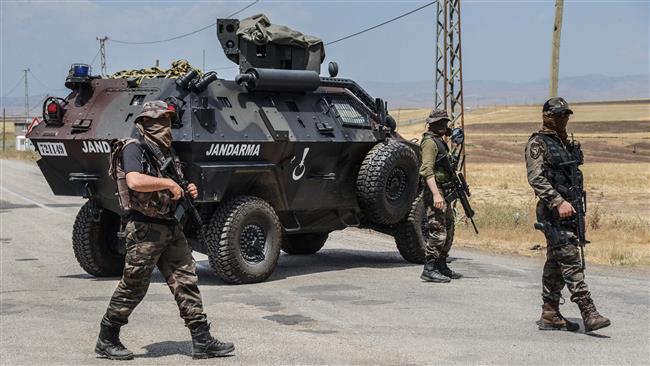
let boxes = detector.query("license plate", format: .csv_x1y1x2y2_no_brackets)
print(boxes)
37,142,68,156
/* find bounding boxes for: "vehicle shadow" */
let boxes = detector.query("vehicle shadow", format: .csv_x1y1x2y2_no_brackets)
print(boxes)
60,249,471,286
58,274,120,282
195,248,426,286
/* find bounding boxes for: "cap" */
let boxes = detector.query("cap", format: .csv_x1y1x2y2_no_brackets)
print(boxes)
543,97,573,115
425,109,450,125
135,100,175,123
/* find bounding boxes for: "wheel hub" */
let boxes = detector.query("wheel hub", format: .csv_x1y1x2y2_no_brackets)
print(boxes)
386,168,407,202
240,224,267,263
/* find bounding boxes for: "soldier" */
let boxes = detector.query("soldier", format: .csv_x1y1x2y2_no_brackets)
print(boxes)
525,97,610,332
95,101,235,360
419,109,462,283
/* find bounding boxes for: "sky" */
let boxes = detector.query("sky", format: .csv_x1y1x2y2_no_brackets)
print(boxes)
1,0,648,98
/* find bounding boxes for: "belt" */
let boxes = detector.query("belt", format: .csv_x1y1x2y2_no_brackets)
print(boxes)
128,210,176,226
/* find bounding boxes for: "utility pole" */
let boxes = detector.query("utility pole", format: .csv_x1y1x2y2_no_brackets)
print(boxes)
3,108,6,151
97,36,108,76
434,0,466,174
549,0,564,97
24,68,30,125
202,49,206,73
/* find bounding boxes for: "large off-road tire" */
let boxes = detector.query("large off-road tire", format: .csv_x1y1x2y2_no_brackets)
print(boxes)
72,201,125,277
357,141,419,225
394,195,427,264
205,196,282,284
281,233,329,255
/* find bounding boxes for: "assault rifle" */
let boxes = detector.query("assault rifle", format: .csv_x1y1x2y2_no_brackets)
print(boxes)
436,153,479,234
141,141,203,229
534,135,587,270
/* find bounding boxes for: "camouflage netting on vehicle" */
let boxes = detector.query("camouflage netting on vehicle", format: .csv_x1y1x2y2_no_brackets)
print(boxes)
237,14,325,60
110,59,202,86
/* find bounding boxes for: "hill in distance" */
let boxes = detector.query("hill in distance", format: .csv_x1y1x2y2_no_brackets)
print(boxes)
363,74,650,109
1,74,648,116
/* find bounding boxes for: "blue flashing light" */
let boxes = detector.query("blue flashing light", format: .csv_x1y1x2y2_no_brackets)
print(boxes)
72,63,90,77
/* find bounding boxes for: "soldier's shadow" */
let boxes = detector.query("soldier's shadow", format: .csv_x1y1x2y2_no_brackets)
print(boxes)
136,340,191,358
562,317,611,338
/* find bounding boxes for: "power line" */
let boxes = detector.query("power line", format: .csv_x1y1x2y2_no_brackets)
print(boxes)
109,0,259,45
325,1,436,46
2,75,25,98
28,70,66,92
90,49,101,67
29,96,48,113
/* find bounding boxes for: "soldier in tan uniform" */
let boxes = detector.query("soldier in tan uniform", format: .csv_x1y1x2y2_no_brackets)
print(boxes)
419,109,462,283
525,97,610,332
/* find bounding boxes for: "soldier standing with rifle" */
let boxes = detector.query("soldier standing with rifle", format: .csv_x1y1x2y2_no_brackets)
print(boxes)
419,109,465,283
95,101,235,360
525,97,610,332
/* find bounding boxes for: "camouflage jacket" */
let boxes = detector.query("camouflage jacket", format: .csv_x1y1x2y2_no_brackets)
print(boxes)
525,130,574,208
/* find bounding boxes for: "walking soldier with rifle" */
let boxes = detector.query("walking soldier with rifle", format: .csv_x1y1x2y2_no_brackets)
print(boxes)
419,109,477,283
525,97,610,332
96,101,235,360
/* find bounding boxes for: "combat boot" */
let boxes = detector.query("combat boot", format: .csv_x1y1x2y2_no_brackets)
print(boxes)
189,322,235,359
537,300,579,331
95,324,134,360
436,257,462,279
576,297,611,332
420,259,450,283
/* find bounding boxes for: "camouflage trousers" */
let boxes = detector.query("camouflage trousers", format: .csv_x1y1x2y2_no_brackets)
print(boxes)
424,191,456,261
101,220,207,328
542,244,591,303
536,203,591,303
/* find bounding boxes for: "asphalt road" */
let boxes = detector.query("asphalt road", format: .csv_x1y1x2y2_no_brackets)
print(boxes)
1,159,649,365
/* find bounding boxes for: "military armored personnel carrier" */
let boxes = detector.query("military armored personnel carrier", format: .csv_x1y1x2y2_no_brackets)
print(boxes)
28,14,427,284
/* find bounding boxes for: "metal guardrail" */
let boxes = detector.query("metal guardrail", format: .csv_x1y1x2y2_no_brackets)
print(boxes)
397,117,426,126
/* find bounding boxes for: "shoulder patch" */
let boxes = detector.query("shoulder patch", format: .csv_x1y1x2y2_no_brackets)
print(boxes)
529,139,544,159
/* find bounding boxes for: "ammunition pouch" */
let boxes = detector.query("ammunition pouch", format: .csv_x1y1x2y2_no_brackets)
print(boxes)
108,138,177,220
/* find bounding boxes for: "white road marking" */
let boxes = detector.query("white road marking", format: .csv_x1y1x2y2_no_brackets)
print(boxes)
0,186,72,218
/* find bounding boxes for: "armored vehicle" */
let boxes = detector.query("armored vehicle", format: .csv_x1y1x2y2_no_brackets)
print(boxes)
28,14,427,284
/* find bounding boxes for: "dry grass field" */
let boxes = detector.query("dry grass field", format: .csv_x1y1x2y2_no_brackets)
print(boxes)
396,100,650,266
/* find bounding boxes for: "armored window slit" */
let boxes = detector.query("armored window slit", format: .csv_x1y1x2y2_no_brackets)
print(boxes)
217,97,232,108
329,97,368,127
130,95,146,106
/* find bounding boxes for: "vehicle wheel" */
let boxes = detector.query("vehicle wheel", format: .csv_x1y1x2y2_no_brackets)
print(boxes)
394,195,427,264
72,201,125,277
281,233,329,255
205,196,282,284
357,141,419,225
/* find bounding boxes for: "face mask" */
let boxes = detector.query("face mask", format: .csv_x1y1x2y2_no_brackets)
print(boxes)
137,117,172,149
543,113,569,140
427,120,451,136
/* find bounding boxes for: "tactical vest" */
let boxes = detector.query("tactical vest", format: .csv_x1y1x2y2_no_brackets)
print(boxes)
422,132,452,184
530,132,583,190
108,138,181,219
